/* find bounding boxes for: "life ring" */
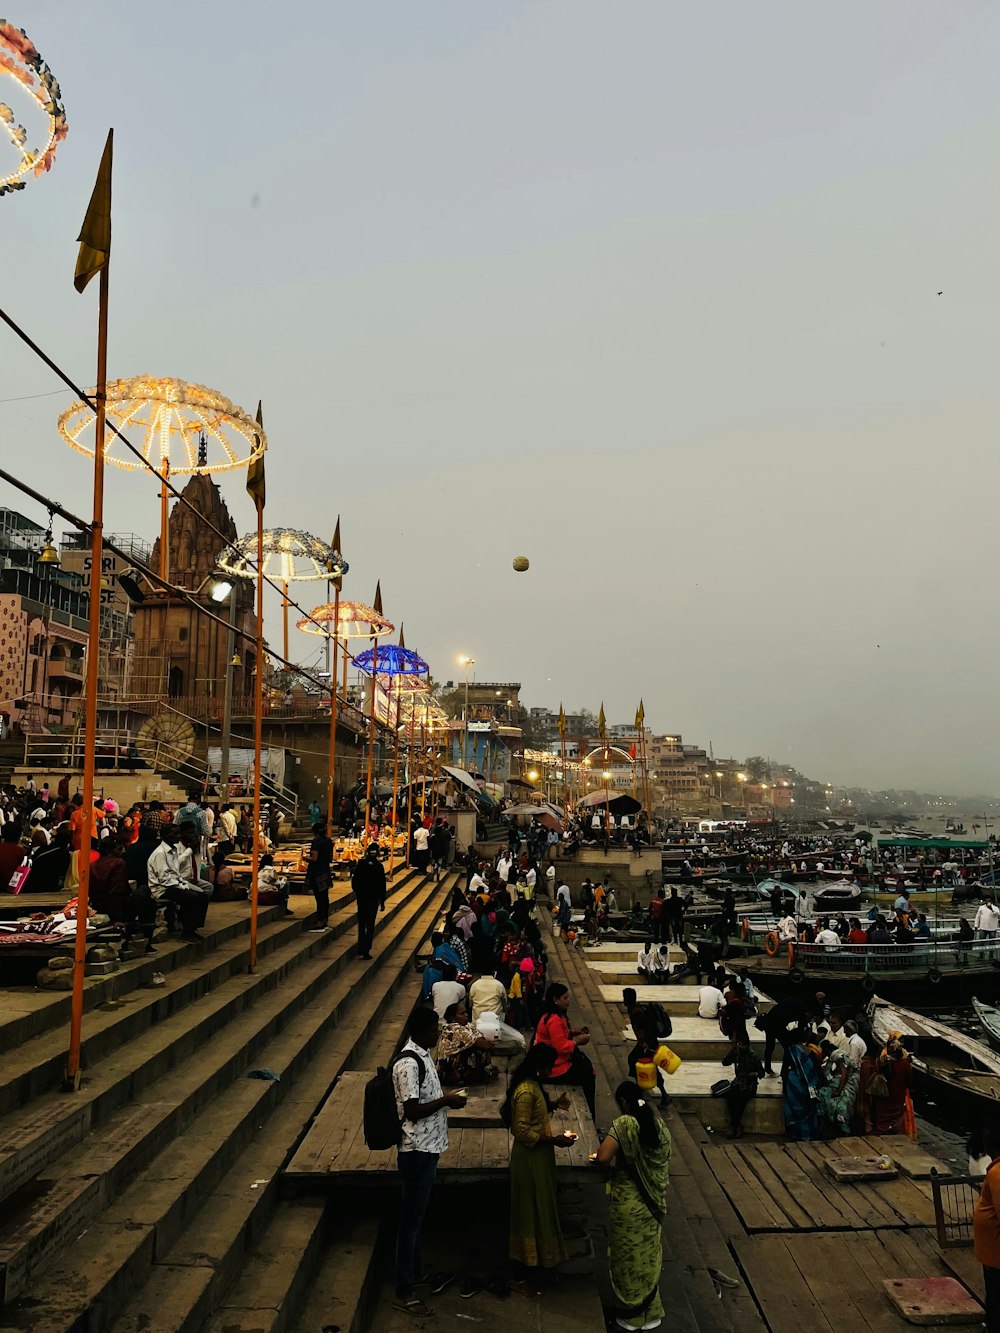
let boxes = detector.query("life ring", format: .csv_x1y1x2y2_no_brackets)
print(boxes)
764,931,780,957
927,968,942,986
741,917,749,942
861,973,876,994
788,966,805,985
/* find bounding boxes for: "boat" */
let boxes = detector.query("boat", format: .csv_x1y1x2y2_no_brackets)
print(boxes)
743,933,1000,1006
868,996,1000,1115
973,998,1000,1055
812,879,865,910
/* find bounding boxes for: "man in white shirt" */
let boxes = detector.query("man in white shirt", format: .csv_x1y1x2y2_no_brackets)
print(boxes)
778,914,798,943
975,899,1000,941
392,1007,465,1315
815,922,841,952
637,941,655,978
468,868,488,896
412,824,430,873
524,866,537,893
546,864,557,898
698,983,725,1020
844,1021,867,1066
147,825,211,940
496,853,512,883
430,965,466,1019
555,880,571,909
826,1013,850,1052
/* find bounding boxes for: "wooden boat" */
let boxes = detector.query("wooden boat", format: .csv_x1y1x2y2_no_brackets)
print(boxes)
744,935,1000,1006
868,996,1000,1113
812,879,865,909
972,998,1000,1055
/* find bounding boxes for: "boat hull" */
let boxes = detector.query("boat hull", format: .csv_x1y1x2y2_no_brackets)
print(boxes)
744,961,1000,1007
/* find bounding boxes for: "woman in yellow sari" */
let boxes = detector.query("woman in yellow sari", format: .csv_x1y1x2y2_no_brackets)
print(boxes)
594,1080,672,1331
505,1042,575,1287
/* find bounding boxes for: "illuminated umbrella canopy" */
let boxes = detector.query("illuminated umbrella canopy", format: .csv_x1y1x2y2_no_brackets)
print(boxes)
0,21,68,196
58,377,265,475
297,600,393,640
218,528,344,584
355,643,429,681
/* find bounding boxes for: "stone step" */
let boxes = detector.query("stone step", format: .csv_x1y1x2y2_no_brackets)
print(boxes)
15,874,454,1333
0,870,431,1307
205,898,448,1331
0,885,365,1209
0,899,295,1056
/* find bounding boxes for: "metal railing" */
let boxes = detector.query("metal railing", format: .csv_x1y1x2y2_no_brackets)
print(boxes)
931,1170,980,1247
793,937,999,972
741,913,969,939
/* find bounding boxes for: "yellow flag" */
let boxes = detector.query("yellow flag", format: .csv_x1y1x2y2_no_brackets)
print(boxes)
635,698,645,730
246,400,266,508
74,130,113,293
328,515,343,588
598,703,606,740
557,704,567,738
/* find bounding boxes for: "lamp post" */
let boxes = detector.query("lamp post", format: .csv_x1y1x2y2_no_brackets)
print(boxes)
458,654,475,769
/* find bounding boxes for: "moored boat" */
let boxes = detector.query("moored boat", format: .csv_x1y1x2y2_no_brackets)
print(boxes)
972,997,1000,1055
868,996,1000,1117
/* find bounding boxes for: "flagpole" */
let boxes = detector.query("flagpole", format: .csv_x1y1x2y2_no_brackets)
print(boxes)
363,656,379,845
404,702,417,866
248,491,264,970
66,132,113,1091
159,461,170,580
325,578,341,830
388,680,402,878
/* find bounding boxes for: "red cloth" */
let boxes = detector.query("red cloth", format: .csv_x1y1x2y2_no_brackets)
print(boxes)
0,841,25,890
534,1012,575,1077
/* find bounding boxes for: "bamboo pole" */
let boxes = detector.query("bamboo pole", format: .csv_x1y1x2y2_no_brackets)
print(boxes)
281,580,289,664
249,497,264,971
65,252,110,1092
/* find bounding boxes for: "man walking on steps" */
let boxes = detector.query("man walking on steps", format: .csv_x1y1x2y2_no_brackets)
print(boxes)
352,842,387,959
305,820,334,932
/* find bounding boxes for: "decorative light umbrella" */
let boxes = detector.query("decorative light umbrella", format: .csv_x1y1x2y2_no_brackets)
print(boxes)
219,527,342,661
58,376,265,579
355,622,429,854
0,21,68,196
375,635,433,871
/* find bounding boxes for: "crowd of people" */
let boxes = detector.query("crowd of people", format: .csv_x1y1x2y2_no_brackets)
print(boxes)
387,847,674,1330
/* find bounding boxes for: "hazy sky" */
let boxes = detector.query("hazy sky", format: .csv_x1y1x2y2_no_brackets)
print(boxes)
3,2,1000,794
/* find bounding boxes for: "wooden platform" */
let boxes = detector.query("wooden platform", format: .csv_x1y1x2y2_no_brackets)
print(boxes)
550,929,986,1331
285,1070,599,1187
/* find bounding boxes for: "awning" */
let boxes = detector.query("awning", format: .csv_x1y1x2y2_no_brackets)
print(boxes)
577,791,641,815
876,837,989,850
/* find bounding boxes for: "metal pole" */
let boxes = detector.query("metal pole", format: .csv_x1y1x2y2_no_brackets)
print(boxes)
463,662,470,769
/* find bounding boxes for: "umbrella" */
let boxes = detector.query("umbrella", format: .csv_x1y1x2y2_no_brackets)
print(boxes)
441,765,496,807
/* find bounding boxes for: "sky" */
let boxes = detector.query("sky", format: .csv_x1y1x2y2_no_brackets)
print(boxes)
3,1,1000,795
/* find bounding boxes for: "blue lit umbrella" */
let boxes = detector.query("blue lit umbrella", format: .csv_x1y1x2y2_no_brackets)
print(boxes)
354,643,429,679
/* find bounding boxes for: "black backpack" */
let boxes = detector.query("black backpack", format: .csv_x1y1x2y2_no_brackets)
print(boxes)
363,1052,426,1150
646,1001,672,1040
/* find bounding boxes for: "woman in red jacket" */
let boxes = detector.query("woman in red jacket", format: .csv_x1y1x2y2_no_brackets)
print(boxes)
534,982,597,1118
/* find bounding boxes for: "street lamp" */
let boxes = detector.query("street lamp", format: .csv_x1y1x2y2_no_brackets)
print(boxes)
457,654,475,769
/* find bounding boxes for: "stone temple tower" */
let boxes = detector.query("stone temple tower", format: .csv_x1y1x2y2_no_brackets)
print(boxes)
129,475,256,704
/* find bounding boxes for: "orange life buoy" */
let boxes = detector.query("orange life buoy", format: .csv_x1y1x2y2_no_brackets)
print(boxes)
764,931,779,957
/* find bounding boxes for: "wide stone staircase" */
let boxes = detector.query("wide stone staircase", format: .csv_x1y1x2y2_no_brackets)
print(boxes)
0,862,455,1333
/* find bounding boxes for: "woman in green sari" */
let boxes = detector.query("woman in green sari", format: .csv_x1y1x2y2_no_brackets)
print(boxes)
594,1080,671,1331
505,1042,576,1287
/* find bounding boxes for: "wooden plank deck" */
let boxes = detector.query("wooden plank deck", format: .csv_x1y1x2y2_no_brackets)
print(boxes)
284,1071,599,1186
